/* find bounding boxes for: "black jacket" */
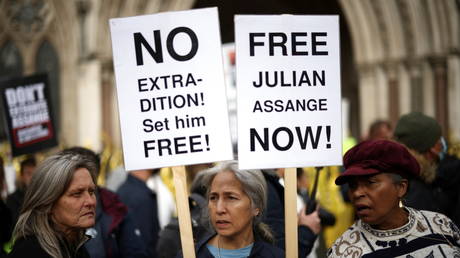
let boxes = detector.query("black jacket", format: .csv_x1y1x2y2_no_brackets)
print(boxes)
8,235,90,258
435,154,460,226
85,188,148,258
6,188,25,226
177,233,284,258
117,174,160,258
0,200,12,257
262,170,317,258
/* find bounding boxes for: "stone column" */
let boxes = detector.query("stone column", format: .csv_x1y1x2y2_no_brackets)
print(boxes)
383,62,400,126
430,57,449,137
407,60,423,112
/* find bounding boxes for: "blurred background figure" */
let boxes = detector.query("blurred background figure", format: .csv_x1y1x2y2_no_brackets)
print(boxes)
156,164,212,258
6,156,37,227
435,142,460,227
366,119,393,141
117,169,160,258
63,147,147,258
178,161,285,257
147,169,175,230
8,152,97,257
261,168,321,258
0,157,12,258
393,112,450,216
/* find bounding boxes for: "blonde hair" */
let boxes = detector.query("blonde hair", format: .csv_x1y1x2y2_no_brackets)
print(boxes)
12,152,96,258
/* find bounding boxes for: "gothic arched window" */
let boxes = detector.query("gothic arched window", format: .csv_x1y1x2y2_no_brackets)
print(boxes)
0,40,23,139
35,40,60,134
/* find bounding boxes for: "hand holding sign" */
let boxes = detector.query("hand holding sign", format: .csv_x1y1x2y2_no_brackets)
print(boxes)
110,8,233,258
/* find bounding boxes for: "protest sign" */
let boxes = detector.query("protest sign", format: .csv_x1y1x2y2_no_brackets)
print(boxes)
235,15,342,169
0,74,58,156
110,7,233,171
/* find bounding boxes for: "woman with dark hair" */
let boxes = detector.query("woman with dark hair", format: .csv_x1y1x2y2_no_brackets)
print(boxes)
8,152,97,258
328,140,460,257
179,161,284,257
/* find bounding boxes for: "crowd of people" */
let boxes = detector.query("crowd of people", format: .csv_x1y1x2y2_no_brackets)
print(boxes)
0,111,459,257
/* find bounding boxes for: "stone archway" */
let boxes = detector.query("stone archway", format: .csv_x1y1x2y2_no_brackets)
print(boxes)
339,0,460,140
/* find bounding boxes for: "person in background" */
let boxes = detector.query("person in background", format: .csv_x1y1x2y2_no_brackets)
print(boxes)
6,156,36,226
117,169,160,258
328,140,460,257
146,169,175,230
156,164,212,258
178,161,284,257
262,168,321,258
0,157,12,258
435,143,460,227
8,152,97,258
62,147,147,258
393,112,449,214
366,119,393,140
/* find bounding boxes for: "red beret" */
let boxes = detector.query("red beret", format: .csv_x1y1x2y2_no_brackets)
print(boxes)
335,140,420,185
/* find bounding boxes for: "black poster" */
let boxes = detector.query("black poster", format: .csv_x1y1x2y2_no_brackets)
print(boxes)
0,74,58,156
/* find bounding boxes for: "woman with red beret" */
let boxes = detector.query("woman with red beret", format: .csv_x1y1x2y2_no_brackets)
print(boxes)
327,140,460,257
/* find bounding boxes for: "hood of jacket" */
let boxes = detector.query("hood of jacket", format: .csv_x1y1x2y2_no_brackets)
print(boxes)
407,148,437,184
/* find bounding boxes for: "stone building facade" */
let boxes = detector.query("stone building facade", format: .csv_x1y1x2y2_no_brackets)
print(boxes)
0,0,459,153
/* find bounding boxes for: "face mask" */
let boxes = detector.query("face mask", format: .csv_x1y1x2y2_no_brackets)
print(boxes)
439,137,448,161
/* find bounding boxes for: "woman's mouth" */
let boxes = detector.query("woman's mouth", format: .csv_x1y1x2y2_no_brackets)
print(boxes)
215,220,231,228
83,211,95,217
355,205,371,215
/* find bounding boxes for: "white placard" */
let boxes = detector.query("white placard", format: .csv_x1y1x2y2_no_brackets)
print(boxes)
235,15,342,169
110,8,233,171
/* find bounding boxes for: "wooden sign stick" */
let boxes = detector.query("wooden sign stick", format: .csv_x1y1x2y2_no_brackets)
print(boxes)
284,167,298,258
172,166,196,258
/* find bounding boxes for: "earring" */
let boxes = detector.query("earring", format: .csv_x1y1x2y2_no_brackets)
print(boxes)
399,199,404,208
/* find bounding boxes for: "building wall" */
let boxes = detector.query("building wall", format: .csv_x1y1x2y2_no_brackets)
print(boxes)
1,0,459,156
340,0,460,140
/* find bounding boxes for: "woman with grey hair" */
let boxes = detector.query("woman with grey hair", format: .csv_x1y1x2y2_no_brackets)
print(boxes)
179,161,284,257
8,152,97,258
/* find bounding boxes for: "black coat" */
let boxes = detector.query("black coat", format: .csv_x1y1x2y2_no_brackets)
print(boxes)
262,170,317,258
117,174,160,258
6,188,25,226
176,233,284,258
8,235,90,258
0,200,12,257
435,154,460,226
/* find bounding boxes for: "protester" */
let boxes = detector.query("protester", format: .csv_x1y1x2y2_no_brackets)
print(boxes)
6,156,37,226
328,140,460,257
262,168,321,258
117,169,161,258
0,157,12,258
435,149,460,226
8,152,97,257
366,119,392,140
178,161,284,257
156,164,211,258
146,169,175,230
62,147,147,258
393,112,449,214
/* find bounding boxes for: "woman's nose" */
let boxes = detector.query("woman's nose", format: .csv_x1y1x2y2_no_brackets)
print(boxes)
85,192,96,207
350,185,365,199
216,199,226,213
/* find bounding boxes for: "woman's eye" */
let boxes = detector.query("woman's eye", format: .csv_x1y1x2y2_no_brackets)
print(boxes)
348,182,357,189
